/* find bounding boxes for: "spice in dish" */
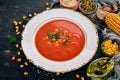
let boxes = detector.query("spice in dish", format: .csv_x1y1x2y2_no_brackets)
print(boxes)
80,0,96,13
61,0,78,7
87,57,114,77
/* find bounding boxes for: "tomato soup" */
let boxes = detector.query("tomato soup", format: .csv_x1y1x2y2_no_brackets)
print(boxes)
35,19,85,61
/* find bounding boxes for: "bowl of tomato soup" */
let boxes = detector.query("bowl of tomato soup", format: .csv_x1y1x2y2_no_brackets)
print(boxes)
22,9,98,72
35,19,85,61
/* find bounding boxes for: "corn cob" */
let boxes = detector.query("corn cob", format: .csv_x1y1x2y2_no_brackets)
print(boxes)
105,13,120,36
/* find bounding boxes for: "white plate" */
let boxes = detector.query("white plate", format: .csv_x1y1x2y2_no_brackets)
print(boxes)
21,9,99,72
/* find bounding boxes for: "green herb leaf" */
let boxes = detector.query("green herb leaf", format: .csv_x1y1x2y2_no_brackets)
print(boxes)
48,31,53,40
23,18,30,23
55,29,60,39
5,35,20,43
63,38,69,46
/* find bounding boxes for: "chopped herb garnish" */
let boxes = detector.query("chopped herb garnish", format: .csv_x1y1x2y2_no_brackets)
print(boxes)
5,35,20,43
63,38,69,46
46,28,70,46
55,29,60,39
48,31,53,40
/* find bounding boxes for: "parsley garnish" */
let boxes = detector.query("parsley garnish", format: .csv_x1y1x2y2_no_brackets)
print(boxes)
5,35,20,43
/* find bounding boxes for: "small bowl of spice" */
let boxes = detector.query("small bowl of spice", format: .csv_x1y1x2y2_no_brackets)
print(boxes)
101,39,120,57
60,0,80,11
79,0,97,14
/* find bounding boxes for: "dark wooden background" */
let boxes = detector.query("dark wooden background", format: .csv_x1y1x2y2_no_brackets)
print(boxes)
0,0,103,80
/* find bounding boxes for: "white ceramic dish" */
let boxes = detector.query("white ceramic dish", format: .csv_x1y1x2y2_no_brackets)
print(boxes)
21,9,99,72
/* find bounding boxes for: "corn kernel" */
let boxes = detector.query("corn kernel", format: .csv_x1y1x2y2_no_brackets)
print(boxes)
102,39,119,56
55,41,59,46
47,41,51,45
45,36,48,39
52,38,56,41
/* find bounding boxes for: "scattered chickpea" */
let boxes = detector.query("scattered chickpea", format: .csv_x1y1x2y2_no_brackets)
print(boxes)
14,22,18,26
13,21,18,25
11,56,16,61
81,76,85,80
52,78,55,80
17,51,21,55
24,71,28,76
47,41,52,45
20,64,24,68
15,26,19,29
75,74,80,78
45,2,49,6
15,44,19,48
22,16,27,19
33,13,37,16
20,47,23,51
28,14,32,17
17,32,20,35
61,72,65,74
22,25,25,28
16,29,19,33
24,62,28,66
17,58,22,62
46,7,50,10
18,21,22,24
56,72,60,76
13,21,17,24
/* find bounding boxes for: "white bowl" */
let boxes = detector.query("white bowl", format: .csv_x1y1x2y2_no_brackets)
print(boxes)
21,8,99,72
